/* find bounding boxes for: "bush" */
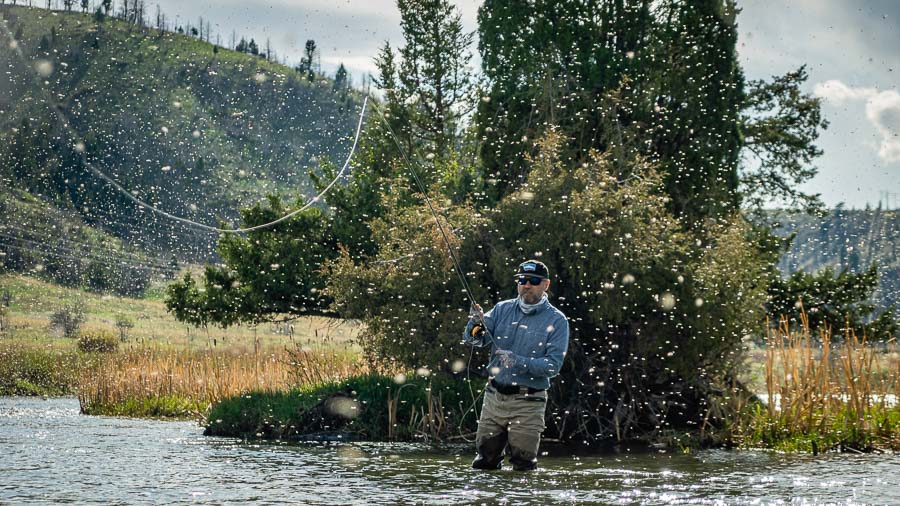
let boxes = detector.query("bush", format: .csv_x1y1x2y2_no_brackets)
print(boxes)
49,302,85,338
77,331,119,353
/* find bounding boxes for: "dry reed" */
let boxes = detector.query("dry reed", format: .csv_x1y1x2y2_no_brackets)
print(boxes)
733,312,899,452
78,344,366,419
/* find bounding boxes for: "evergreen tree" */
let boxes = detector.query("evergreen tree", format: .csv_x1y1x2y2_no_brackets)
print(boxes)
476,0,824,223
166,198,338,327
333,63,348,93
639,0,745,222
303,39,317,81
476,0,653,202
393,0,474,164
371,41,414,164
247,38,259,56
740,66,829,215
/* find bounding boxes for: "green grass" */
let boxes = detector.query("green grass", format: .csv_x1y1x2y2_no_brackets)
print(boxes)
80,394,206,420
0,342,85,396
205,373,482,441
739,403,900,453
0,273,361,352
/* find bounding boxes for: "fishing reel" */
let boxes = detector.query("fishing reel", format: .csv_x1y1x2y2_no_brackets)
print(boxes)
470,323,486,339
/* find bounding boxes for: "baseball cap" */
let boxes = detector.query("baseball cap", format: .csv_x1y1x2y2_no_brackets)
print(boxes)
514,260,549,279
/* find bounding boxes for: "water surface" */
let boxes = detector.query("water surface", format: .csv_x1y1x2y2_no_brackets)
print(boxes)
2,397,898,505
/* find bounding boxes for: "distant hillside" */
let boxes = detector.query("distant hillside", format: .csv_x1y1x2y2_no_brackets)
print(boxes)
0,188,159,295
0,5,363,261
771,207,899,317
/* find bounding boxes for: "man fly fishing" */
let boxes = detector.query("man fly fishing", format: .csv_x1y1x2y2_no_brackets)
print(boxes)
463,260,569,471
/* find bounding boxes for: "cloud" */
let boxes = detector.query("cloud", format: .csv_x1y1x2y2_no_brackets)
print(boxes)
815,80,900,162
867,90,900,162
813,80,877,102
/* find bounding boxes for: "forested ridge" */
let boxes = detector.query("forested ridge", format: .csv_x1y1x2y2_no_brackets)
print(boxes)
0,4,361,279
774,207,899,318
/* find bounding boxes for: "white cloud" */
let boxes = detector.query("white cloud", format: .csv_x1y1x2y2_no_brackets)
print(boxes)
813,80,877,102
815,80,900,163
867,90,900,162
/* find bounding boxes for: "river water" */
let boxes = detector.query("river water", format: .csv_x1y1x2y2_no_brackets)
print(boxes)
2,397,898,505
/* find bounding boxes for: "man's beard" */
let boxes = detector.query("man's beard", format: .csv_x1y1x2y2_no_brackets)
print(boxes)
520,292,542,304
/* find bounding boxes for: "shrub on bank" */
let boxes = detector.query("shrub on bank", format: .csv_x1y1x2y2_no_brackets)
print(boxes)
0,343,81,395
76,331,119,353
205,373,482,441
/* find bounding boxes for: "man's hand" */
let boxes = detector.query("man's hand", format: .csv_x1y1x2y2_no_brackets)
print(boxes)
469,303,485,323
495,349,516,368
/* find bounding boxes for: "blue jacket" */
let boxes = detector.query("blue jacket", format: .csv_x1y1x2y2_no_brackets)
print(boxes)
463,297,569,391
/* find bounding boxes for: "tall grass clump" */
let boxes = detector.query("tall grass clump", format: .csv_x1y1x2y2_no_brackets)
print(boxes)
732,313,899,452
78,347,287,418
77,344,362,419
0,342,83,395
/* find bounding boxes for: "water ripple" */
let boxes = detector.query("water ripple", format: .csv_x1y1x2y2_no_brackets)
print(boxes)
1,397,898,505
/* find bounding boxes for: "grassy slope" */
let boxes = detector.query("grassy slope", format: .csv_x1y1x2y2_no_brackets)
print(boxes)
0,273,360,349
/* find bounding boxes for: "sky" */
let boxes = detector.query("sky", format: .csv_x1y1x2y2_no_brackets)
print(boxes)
148,0,899,210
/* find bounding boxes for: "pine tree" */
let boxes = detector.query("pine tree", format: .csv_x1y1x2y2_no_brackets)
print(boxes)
333,63,348,93
303,39,317,81
739,66,828,215
394,0,474,165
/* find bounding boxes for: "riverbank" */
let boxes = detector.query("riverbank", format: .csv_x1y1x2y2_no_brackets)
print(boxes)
205,323,900,452
1,339,365,419
204,372,479,441
0,273,363,417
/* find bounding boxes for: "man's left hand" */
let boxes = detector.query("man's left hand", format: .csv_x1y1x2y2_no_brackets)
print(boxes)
495,349,516,368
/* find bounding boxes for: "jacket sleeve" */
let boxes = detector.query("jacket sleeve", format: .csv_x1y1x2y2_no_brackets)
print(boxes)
512,316,569,378
462,306,497,347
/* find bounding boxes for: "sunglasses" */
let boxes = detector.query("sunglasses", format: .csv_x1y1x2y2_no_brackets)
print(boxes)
516,276,544,286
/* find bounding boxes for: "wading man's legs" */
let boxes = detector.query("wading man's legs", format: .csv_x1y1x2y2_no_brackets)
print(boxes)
472,388,546,471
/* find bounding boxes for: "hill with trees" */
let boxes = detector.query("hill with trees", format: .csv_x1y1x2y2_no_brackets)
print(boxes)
0,4,362,273
772,207,899,326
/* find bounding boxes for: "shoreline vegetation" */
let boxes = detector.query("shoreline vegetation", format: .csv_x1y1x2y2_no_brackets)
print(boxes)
1,272,898,452
732,315,899,453
3,326,898,453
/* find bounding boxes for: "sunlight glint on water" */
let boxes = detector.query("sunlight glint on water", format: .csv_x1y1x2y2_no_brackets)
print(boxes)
1,397,899,505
